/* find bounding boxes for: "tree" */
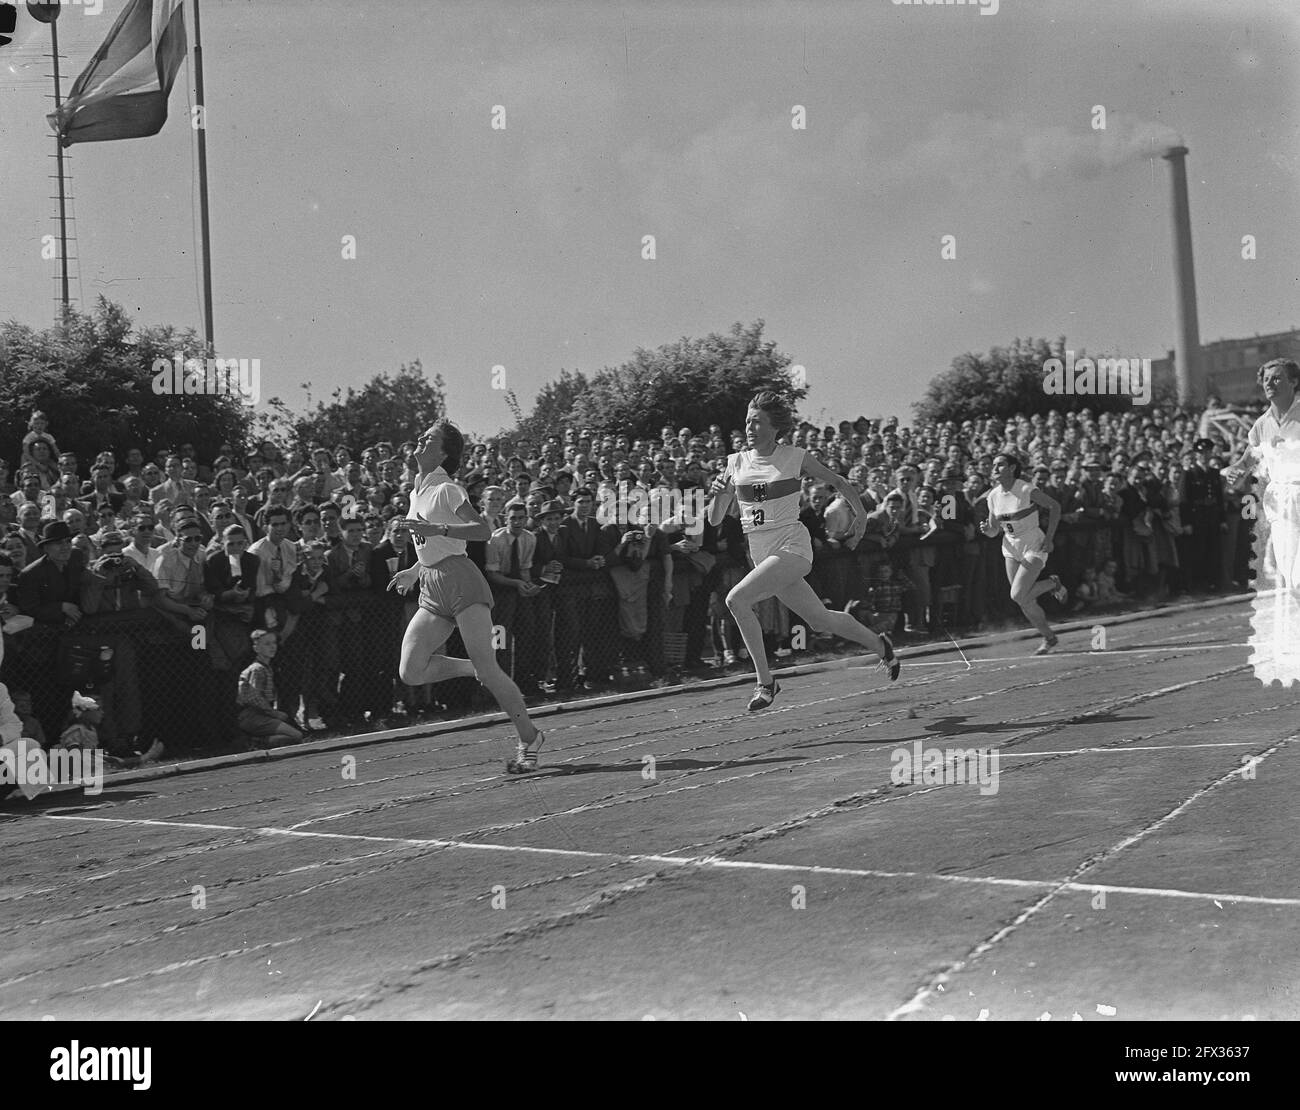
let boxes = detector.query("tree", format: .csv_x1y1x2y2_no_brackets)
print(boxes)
563,320,804,438
270,360,447,454
502,368,590,445
0,298,252,469
913,336,1140,423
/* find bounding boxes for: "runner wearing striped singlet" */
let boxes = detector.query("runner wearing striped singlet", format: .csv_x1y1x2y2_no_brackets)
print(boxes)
707,391,900,712
980,452,1067,655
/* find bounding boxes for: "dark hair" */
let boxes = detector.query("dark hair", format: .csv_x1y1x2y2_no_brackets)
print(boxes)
431,420,464,476
1258,358,1300,389
747,391,796,438
992,452,1023,479
264,506,292,525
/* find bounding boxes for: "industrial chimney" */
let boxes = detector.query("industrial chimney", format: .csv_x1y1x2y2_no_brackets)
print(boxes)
1161,145,1204,406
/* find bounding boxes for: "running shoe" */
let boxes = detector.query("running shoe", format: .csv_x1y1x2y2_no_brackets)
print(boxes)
722,650,737,666
747,680,780,711
506,731,545,774
878,632,901,682
1034,635,1059,655
773,646,792,658
1047,575,1068,603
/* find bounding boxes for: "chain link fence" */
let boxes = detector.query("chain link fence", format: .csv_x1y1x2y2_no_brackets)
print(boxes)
0,516,1255,757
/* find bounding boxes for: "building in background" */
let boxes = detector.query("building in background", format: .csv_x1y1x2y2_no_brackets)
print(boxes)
1152,327,1300,406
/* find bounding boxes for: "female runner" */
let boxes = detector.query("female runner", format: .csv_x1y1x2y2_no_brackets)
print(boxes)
708,391,900,711
1224,358,1300,590
980,452,1067,654
389,420,545,773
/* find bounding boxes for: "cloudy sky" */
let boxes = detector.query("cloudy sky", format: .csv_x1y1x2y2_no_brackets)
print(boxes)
2,0,1298,438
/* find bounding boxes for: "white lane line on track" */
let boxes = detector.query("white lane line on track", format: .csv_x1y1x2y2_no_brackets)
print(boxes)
905,644,1246,666
40,811,1300,909
884,735,1297,1020
1000,742,1260,757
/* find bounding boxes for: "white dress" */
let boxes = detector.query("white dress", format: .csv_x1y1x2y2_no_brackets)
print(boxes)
1246,399,1300,685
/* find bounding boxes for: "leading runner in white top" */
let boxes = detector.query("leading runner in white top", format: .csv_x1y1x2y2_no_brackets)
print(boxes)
979,452,1066,654
1226,358,1300,589
388,420,545,773
707,391,900,712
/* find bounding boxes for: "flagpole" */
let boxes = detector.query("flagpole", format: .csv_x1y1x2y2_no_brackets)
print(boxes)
192,0,214,353
50,12,70,314
28,1,69,315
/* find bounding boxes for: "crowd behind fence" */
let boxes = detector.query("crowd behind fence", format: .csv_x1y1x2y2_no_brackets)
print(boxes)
0,402,1260,758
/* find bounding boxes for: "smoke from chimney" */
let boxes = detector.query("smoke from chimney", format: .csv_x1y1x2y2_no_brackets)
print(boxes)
1021,114,1184,180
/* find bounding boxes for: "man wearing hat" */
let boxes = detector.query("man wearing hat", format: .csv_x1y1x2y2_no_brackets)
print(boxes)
1183,438,1226,592
15,521,88,631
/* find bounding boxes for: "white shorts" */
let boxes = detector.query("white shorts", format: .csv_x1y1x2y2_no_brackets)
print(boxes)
1002,526,1048,567
748,522,814,566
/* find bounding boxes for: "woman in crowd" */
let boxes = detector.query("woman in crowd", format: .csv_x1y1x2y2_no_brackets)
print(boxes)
707,391,900,712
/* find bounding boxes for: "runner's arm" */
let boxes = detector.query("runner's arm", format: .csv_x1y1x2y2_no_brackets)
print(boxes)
707,465,735,527
1030,487,1062,545
405,498,491,542
801,454,868,542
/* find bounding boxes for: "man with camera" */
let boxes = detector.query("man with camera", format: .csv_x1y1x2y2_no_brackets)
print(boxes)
75,529,166,761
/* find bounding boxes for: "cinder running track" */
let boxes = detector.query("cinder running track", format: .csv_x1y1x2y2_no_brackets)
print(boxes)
3,600,1297,1020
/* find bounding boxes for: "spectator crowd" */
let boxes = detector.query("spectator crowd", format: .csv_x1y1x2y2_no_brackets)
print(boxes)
0,401,1259,764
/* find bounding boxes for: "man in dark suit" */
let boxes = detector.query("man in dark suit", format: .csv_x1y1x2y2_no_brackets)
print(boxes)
529,500,565,693
204,523,261,674
554,489,615,690
1184,438,1227,592
77,463,127,518
16,502,44,567
16,520,88,629
15,520,89,738
369,517,416,715
204,524,261,614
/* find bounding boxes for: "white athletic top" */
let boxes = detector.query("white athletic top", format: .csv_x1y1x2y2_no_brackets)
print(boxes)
407,467,468,566
986,478,1040,539
1248,399,1300,486
729,445,806,533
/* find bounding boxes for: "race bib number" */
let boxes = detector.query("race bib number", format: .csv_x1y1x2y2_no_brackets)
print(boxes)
1002,520,1015,535
753,508,766,526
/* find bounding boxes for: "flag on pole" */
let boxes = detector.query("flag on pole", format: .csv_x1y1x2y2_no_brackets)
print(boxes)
49,0,187,147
